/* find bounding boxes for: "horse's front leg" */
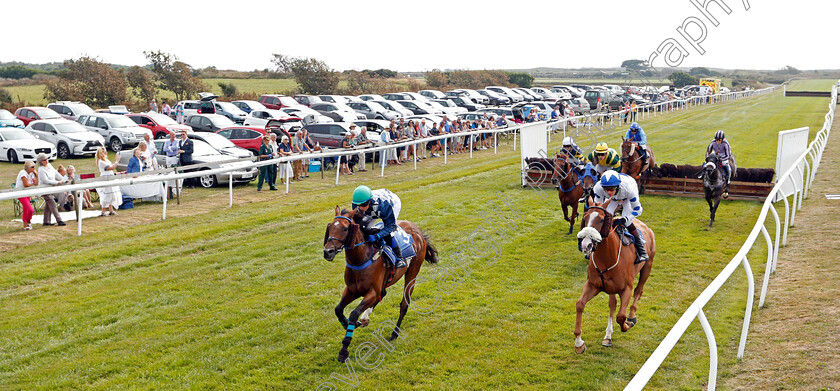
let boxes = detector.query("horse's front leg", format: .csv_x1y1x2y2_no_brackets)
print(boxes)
574,282,600,353
334,287,357,329
568,201,578,235
603,294,616,347
617,285,635,332
337,291,377,363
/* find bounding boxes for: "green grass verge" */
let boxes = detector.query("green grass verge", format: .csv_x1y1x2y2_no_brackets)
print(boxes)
0,79,834,390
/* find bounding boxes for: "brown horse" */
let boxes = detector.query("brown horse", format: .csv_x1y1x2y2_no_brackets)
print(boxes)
550,152,584,234
574,199,655,353
620,138,655,191
323,206,439,363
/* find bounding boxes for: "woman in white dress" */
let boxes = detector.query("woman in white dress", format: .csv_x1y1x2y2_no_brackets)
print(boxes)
95,147,122,216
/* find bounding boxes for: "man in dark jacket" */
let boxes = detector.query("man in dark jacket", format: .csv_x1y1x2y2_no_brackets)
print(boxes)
178,131,195,187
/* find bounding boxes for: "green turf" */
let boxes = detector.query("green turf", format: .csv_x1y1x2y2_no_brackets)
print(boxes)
0,79,835,390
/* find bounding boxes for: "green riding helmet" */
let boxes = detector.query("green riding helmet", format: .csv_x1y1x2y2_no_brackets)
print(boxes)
352,185,373,207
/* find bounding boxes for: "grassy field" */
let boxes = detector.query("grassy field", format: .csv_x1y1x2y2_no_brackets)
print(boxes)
0,79,834,390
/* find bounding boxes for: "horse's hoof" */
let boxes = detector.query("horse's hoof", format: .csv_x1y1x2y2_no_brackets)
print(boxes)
627,317,637,327
387,331,400,342
602,338,612,347
337,352,349,363
575,343,587,354
358,319,370,328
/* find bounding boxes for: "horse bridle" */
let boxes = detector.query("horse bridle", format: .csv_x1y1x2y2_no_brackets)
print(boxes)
621,142,642,164
325,215,365,254
582,205,623,286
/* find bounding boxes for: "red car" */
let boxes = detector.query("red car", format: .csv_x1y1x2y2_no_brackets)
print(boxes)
127,112,192,139
215,126,292,155
258,94,299,110
15,107,62,126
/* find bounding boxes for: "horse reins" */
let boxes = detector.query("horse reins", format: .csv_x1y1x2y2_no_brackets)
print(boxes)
554,156,580,192
585,206,623,289
327,216,370,270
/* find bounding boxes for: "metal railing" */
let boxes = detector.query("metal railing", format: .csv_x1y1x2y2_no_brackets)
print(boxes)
624,81,838,391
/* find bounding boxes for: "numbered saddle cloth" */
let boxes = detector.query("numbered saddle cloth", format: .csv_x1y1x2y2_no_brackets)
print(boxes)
372,223,417,265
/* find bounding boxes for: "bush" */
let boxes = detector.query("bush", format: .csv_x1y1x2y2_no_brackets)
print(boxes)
218,82,238,97
0,88,12,104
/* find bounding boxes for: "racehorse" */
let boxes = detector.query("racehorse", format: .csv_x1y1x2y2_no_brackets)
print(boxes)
578,163,600,208
699,153,725,227
323,206,439,363
551,152,584,235
620,138,655,191
574,199,656,353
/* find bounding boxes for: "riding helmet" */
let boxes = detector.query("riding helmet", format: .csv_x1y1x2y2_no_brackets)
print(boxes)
352,185,372,206
600,170,621,188
595,142,609,153
714,130,725,140
630,122,640,131
562,137,574,147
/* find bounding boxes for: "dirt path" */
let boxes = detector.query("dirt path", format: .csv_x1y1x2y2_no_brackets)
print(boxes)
723,111,840,390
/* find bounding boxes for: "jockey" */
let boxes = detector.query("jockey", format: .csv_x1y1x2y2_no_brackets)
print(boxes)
592,170,649,262
352,185,406,268
585,142,621,174
706,130,733,197
624,122,649,166
561,137,584,166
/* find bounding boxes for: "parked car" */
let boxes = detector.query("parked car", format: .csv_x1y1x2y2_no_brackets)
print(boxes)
303,122,356,148
77,113,151,152
116,139,258,188
485,86,524,103
318,95,350,104
293,95,326,107
0,109,25,128
406,114,444,126
127,112,193,139
418,90,446,100
373,100,413,118
343,95,362,103
512,88,538,102
353,119,390,134
174,100,208,119
583,90,624,110
244,109,296,128
258,94,298,110
15,107,62,126
477,89,511,106
0,128,56,163
402,92,430,102
215,126,266,155
559,97,591,113
530,87,564,100
231,100,266,114
382,92,411,101
310,103,366,122
280,106,333,126
187,131,252,159
428,100,467,116
25,119,105,159
454,89,490,105
358,94,386,102
476,107,515,124
570,84,593,91
47,101,95,121
396,100,445,115
551,85,583,98
347,101,400,120
213,101,248,123
184,114,236,132
446,96,486,112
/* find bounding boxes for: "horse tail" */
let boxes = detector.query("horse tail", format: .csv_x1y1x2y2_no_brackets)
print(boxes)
422,233,439,264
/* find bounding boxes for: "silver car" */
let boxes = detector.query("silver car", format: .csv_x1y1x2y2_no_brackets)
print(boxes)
25,119,105,158
77,113,152,152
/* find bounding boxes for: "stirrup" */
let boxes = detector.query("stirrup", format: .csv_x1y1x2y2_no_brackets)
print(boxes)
395,258,407,268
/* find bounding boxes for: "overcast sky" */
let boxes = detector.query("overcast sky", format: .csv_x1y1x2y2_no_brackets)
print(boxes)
3,0,836,72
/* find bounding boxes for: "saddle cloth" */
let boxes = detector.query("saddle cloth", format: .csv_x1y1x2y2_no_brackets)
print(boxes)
372,223,417,265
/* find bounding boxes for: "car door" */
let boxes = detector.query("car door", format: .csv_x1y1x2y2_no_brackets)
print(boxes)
40,122,60,145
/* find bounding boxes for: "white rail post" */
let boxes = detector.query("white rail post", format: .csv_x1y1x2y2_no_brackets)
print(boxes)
494,132,497,154
229,172,233,208
770,205,781,272
782,196,790,246
697,309,718,391
470,134,473,158
513,130,517,150
758,223,775,308
335,158,341,185
413,144,418,170
739,255,755,359
444,136,448,165
162,181,168,220
380,150,386,177
76,190,82,236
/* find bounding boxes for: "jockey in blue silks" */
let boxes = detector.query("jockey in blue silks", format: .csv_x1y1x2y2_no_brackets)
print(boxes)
352,185,406,268
624,122,649,167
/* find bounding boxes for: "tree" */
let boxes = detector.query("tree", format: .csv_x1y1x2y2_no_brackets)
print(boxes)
507,72,534,88
125,66,156,103
218,82,238,97
689,67,712,76
43,56,126,106
271,54,339,94
667,71,698,88
0,88,12,104
425,70,448,88
777,65,801,75
144,51,206,101
0,65,40,79
621,59,647,71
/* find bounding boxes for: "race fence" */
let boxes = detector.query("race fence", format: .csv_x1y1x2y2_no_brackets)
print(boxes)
624,81,838,390
0,85,779,238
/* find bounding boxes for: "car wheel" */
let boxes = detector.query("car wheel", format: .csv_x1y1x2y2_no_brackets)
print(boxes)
199,169,217,188
248,149,259,156
375,115,385,120
109,137,123,152
57,143,71,159
8,149,19,164
155,132,167,139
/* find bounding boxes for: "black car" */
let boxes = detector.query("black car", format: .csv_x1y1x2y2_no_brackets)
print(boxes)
185,114,236,132
446,96,485,112
477,89,510,106
583,90,624,111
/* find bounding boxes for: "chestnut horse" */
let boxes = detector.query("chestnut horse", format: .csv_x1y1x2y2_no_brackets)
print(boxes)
551,152,584,234
323,206,439,363
699,154,725,227
574,199,656,353
620,138,655,191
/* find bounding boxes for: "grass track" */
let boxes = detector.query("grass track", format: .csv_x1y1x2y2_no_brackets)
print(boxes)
0,79,835,390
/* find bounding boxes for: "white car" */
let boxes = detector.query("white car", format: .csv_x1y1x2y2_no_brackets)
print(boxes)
358,94,386,102
402,92,430,102
486,86,524,103
347,101,401,120
281,106,334,125
373,100,413,118
418,90,446,100
0,128,57,163
310,102,367,122
427,100,467,116
47,101,95,121
453,89,490,105
531,87,566,100
77,113,153,152
231,100,266,114
25,119,105,159
243,109,297,128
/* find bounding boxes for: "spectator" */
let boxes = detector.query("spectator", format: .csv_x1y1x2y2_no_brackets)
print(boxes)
55,164,74,211
140,135,158,171
37,153,67,226
387,125,403,165
276,135,294,184
163,131,180,197
95,147,122,216
257,134,277,191
175,102,184,124
292,131,309,180
419,119,431,159
268,132,280,185
127,148,143,174
339,132,354,175
66,165,94,209
428,122,441,157
354,126,372,172
177,131,195,188
630,100,638,122
162,101,171,117
15,160,38,230
150,99,158,113
623,101,631,124
302,129,318,176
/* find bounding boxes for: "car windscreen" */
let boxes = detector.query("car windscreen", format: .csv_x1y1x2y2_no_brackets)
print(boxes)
217,102,244,114
365,102,387,112
35,109,61,119
0,110,17,120
1,130,36,140
192,139,219,156
106,116,139,128
149,113,178,125
198,133,237,149
54,122,88,133
70,105,95,115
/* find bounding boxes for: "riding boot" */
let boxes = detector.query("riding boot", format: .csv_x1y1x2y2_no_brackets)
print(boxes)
632,231,649,263
392,239,407,269
723,166,731,198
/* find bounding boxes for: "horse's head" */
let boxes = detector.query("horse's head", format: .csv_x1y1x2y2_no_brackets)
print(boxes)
551,153,572,186
580,163,599,192
323,206,362,261
577,199,613,258
620,138,636,162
